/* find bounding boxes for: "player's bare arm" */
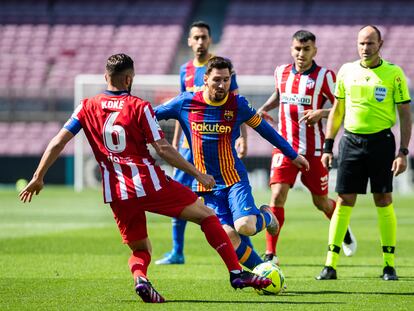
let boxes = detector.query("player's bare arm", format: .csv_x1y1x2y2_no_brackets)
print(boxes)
299,108,331,126
19,129,74,203
392,103,412,176
236,124,248,158
321,97,345,169
151,138,215,189
171,120,182,150
257,91,280,123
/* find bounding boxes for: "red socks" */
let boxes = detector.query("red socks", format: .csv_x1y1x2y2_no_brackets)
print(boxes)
266,206,285,254
128,250,151,279
201,215,241,272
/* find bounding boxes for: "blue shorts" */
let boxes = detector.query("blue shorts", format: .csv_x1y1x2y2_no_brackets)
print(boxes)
173,147,194,188
198,181,259,226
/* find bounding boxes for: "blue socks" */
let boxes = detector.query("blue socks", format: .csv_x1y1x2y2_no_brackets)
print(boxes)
172,217,187,255
236,235,263,270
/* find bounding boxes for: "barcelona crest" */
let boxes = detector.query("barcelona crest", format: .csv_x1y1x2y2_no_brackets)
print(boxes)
224,110,234,121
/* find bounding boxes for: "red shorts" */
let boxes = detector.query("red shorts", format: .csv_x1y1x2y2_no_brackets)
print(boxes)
109,179,198,244
269,150,329,196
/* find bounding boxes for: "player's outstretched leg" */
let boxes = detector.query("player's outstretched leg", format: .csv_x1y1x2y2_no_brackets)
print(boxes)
135,276,165,303
230,270,272,289
200,215,272,290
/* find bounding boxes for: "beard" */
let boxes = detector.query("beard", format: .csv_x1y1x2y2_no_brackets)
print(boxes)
213,90,226,101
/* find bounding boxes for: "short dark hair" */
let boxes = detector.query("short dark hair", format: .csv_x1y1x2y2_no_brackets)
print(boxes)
359,25,382,41
106,53,134,77
205,56,233,75
292,30,316,43
189,20,211,37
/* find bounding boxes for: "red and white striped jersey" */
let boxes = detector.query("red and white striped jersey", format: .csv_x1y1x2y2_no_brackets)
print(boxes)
275,62,336,156
73,92,169,203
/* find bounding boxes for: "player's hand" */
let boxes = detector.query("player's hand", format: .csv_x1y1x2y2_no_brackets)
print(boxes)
392,155,407,176
299,110,323,127
195,173,216,190
235,136,247,158
258,110,275,124
321,153,333,169
19,178,44,203
292,155,309,171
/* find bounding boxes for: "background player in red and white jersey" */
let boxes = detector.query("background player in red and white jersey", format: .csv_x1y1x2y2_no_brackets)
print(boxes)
257,30,357,264
18,53,272,303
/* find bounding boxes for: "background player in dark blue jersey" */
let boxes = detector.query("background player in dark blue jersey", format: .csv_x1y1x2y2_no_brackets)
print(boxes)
156,21,246,265
155,57,309,270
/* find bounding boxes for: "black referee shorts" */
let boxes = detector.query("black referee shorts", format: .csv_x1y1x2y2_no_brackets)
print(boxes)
335,129,395,194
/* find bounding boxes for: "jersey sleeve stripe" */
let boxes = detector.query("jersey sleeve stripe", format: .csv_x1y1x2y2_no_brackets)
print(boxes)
144,105,162,141
396,100,411,104
245,114,262,128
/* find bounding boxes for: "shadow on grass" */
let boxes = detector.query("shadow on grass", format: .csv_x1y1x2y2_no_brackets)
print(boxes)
144,300,343,305
285,263,414,268
288,290,414,296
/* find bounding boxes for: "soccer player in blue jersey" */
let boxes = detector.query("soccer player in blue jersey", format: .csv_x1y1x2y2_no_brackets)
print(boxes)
155,56,309,270
155,21,247,265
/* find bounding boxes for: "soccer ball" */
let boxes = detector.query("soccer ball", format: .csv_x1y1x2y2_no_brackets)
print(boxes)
252,261,285,295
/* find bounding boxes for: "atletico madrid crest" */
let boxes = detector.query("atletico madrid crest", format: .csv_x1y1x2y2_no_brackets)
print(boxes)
224,110,234,121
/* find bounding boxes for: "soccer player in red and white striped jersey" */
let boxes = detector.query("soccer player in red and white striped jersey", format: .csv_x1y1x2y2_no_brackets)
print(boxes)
257,30,356,264
19,53,272,303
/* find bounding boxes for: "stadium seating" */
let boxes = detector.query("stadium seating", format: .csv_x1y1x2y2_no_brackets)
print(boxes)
218,0,414,83
0,121,75,156
0,0,193,100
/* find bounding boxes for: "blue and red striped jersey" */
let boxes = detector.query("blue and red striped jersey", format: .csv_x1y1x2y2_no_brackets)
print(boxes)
155,91,297,192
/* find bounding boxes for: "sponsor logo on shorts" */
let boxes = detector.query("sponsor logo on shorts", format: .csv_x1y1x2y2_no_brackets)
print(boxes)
243,206,253,211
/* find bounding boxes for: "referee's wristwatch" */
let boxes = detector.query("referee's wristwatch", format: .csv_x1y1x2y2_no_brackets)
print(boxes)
399,147,409,156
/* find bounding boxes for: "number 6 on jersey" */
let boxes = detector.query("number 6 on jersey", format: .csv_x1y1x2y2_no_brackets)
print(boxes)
103,112,126,153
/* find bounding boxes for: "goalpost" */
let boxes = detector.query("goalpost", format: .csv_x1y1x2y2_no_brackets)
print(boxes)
73,74,275,192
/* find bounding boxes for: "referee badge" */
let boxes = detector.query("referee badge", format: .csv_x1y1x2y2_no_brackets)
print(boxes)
374,86,387,102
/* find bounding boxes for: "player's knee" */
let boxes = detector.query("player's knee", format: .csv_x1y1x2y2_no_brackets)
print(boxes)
234,218,256,236
313,197,329,212
373,194,392,207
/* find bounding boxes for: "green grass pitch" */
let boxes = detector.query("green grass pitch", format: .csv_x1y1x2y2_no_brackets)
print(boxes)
0,186,413,310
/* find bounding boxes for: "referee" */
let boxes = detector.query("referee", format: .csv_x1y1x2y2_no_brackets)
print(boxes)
316,25,412,281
